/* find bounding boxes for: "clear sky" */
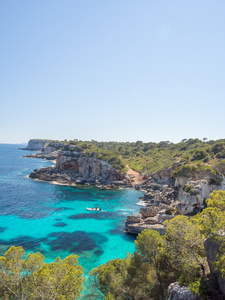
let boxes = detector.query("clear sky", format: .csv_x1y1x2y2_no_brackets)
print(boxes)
0,0,224,144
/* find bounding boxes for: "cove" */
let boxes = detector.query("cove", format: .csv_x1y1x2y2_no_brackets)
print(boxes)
0,144,143,275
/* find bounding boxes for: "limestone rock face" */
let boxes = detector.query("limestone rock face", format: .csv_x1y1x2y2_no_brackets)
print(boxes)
167,282,197,300
204,238,225,295
126,214,142,223
144,216,159,224
25,150,59,160
125,164,225,235
158,213,176,222
176,179,225,215
175,177,193,187
43,142,65,155
140,206,160,218
56,152,125,183
150,163,179,184
25,141,66,160
24,139,50,151
126,223,166,235
30,151,126,186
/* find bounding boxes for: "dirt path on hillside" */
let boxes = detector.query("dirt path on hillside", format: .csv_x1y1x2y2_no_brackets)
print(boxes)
126,165,143,185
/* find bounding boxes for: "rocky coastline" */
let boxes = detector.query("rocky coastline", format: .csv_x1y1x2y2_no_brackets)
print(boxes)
23,139,225,235
125,166,225,235
29,150,131,188
22,139,140,189
22,139,225,299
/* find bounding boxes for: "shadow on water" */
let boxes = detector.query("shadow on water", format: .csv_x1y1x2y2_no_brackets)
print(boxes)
0,227,7,233
53,185,119,202
0,230,108,259
48,231,108,254
53,222,67,227
0,235,48,255
109,223,137,243
68,211,122,220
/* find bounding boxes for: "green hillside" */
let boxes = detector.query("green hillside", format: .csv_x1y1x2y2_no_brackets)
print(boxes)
59,138,225,178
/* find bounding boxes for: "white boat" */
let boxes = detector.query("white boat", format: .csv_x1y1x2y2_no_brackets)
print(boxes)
86,207,101,211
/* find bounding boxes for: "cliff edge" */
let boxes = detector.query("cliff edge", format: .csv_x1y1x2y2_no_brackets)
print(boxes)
21,139,50,151
29,150,130,188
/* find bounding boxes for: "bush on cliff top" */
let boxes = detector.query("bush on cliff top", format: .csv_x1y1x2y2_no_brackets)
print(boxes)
172,163,216,179
42,138,225,174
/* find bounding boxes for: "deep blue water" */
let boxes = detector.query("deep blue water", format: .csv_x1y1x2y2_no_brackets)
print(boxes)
0,144,143,275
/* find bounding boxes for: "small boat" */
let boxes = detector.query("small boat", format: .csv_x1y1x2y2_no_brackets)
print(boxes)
86,207,101,211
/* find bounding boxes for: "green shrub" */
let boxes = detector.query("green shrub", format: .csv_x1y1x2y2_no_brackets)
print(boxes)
172,165,198,178
203,157,210,163
208,175,223,186
181,153,191,162
214,159,225,175
215,151,225,159
172,164,215,179
192,149,208,161
212,143,224,155
165,207,176,215
183,185,199,195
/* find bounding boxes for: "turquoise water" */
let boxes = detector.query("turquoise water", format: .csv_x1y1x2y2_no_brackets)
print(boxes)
0,144,143,275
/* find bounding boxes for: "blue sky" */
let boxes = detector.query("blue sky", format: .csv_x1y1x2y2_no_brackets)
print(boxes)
0,0,224,144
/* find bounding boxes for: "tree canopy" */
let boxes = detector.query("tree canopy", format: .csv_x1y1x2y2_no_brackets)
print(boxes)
0,246,84,300
51,138,225,175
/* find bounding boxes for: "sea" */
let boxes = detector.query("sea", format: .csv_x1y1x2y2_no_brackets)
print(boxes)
0,144,143,276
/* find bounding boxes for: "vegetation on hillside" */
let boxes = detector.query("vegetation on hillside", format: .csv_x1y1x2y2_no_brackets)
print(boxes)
57,138,225,178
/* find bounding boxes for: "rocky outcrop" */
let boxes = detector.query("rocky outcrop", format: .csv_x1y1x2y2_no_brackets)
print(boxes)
22,139,50,151
175,179,225,215
29,150,129,187
167,282,198,300
25,141,66,160
125,165,225,235
150,163,179,185
125,199,175,235
204,237,225,296
25,151,59,160
43,142,65,154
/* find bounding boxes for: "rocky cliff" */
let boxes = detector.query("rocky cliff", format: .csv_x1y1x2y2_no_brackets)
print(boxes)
167,282,198,300
25,141,66,160
204,237,225,296
22,139,50,151
125,165,225,235
29,150,129,187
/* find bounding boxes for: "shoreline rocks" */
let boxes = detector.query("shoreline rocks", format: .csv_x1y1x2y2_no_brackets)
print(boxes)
125,165,225,235
23,139,225,236
29,150,132,188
